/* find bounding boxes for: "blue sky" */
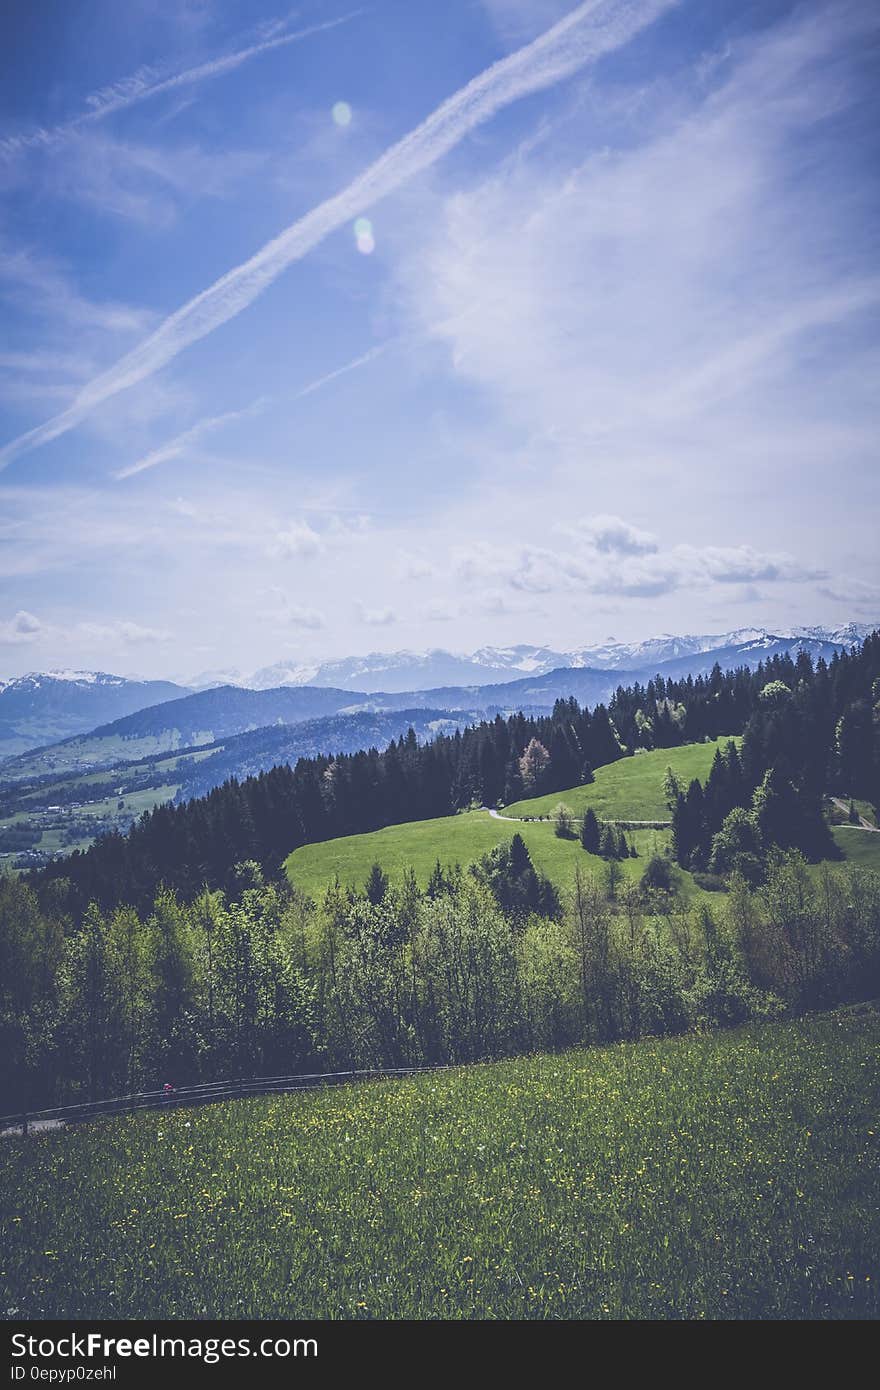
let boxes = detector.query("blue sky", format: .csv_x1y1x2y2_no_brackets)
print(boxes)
1,0,878,680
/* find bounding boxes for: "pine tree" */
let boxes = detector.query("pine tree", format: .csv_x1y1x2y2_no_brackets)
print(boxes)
580,807,601,854
599,824,618,860
365,863,390,905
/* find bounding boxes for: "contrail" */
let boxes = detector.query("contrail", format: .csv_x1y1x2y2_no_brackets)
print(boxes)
292,341,393,400
0,0,678,471
115,342,390,479
114,400,266,479
0,13,362,159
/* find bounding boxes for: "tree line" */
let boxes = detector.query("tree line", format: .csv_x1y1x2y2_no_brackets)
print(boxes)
669,637,880,877
3,846,879,1115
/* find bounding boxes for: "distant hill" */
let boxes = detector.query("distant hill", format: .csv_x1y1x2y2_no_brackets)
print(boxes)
0,666,635,785
4,629,874,785
0,684,370,782
174,708,475,800
0,671,188,763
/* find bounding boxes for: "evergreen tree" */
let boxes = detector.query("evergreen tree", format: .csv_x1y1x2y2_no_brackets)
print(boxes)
599,824,618,860
365,863,390,906
580,807,601,854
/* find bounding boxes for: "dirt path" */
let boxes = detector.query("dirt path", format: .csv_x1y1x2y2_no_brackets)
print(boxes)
483,807,670,828
831,798,879,832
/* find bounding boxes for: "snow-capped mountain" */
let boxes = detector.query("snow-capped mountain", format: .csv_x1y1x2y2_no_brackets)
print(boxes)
187,623,878,692
248,660,321,690
789,622,878,646
0,669,128,694
0,671,188,762
297,647,567,693
186,667,249,692
563,626,854,671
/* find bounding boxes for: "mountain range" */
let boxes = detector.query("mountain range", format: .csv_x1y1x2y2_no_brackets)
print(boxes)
2,623,875,775
186,623,877,693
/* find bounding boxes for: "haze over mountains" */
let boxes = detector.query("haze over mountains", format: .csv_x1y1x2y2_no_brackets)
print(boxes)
188,624,877,694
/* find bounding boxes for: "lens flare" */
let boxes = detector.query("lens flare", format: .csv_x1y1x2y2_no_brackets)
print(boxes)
353,216,375,254
331,101,352,127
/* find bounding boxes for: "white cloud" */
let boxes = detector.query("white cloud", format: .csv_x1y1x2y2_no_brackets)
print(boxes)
561,513,659,555
818,578,880,613
452,524,824,601
284,604,325,630
396,0,879,550
358,604,396,627
75,620,170,645
0,611,168,653
0,242,154,336
397,550,437,580
268,520,324,560
0,610,42,645
38,133,266,226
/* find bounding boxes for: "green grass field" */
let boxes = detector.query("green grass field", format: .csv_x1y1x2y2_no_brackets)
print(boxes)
2,1005,877,1319
285,811,690,901
831,826,880,871
284,740,736,901
504,738,738,820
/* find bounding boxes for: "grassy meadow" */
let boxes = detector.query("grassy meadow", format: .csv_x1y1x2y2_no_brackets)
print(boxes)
830,826,880,872
285,811,685,901
503,738,737,820
2,1004,877,1320
284,739,736,901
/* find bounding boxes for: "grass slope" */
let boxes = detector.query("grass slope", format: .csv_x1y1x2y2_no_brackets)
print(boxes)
831,826,880,871
285,811,685,901
504,738,738,820
284,740,736,901
2,1005,877,1320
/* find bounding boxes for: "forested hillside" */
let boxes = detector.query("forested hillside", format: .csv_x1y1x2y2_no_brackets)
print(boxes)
30,635,880,917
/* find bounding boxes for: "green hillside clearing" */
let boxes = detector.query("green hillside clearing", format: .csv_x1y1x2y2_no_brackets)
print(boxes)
831,826,880,871
285,810,683,901
284,741,738,901
504,738,738,820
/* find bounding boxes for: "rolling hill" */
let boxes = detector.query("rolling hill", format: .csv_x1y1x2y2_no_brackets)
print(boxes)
284,740,733,901
282,737,880,901
0,671,188,762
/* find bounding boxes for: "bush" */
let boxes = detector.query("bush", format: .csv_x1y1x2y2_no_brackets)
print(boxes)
641,854,673,894
691,871,726,893
552,804,576,839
